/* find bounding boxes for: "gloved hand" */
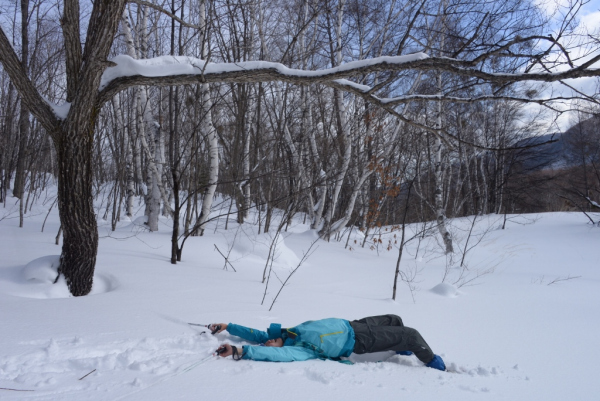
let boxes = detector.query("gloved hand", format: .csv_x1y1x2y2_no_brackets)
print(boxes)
426,354,446,371
215,344,233,357
216,343,243,359
208,323,228,334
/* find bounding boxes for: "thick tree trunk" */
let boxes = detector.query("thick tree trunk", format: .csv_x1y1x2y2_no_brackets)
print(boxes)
55,124,98,296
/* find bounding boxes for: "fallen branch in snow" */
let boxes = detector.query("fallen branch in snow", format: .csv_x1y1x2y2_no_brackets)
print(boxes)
547,275,582,285
532,275,582,285
79,369,96,380
0,387,34,392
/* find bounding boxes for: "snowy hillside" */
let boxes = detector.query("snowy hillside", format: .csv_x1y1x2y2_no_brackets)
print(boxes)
1,189,599,401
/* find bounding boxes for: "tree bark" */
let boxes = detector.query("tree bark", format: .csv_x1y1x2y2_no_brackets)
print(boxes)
55,119,99,296
13,0,31,200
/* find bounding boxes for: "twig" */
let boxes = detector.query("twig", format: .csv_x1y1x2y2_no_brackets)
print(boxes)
213,244,237,272
558,195,596,225
79,369,96,380
55,224,62,245
269,239,318,311
0,387,34,391
547,275,581,285
41,197,58,232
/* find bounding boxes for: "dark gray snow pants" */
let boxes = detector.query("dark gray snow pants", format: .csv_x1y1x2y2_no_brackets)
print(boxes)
350,314,435,364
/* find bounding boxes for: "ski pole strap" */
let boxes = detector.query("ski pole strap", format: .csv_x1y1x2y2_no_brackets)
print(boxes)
232,346,243,361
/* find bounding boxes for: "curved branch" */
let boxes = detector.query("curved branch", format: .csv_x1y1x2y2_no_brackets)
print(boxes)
379,94,599,110
0,27,57,133
96,53,600,107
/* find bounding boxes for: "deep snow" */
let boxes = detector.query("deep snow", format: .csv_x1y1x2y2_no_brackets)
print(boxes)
1,188,599,400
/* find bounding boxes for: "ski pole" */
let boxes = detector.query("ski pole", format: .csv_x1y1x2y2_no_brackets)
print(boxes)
180,346,226,374
188,323,221,334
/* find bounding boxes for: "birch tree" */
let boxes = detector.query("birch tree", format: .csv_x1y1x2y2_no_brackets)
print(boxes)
194,0,219,236
121,5,168,231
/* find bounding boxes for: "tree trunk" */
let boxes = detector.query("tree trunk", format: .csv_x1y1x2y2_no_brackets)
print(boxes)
434,74,453,254
328,171,373,236
196,82,219,235
55,124,98,296
13,0,31,200
195,0,218,235
149,121,163,228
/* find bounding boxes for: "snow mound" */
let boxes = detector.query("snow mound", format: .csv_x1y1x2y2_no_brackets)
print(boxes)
23,255,61,283
16,255,118,299
114,215,148,231
232,231,300,268
288,228,319,241
430,282,460,297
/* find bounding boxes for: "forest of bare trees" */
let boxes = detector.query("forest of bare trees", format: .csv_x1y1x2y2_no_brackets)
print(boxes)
1,0,599,296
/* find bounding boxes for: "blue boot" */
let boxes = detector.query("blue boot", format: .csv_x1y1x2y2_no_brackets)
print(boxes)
396,351,413,356
426,355,446,371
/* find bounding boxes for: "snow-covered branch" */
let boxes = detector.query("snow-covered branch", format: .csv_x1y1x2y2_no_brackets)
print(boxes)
95,52,600,118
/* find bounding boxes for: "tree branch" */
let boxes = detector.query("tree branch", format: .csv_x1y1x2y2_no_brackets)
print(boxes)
0,27,57,133
68,0,127,123
98,53,600,107
61,0,82,102
127,0,203,29
378,93,598,110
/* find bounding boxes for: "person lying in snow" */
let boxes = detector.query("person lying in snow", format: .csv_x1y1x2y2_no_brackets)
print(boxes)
210,314,446,371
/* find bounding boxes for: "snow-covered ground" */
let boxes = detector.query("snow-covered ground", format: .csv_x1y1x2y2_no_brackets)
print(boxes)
1,187,599,401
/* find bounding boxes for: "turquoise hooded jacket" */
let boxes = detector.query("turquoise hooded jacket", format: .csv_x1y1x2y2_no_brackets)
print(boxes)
227,318,355,362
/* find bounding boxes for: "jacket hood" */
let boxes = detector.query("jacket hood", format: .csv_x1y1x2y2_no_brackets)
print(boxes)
267,323,296,345
267,323,283,340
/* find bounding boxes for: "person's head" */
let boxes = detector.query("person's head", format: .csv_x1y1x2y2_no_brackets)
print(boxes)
265,338,284,347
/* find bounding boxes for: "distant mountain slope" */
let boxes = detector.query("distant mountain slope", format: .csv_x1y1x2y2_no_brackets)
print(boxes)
515,115,599,171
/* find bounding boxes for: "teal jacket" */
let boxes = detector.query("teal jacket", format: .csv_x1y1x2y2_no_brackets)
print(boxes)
227,318,355,362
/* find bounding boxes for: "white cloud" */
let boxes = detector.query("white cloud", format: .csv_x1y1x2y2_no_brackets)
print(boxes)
580,10,600,31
